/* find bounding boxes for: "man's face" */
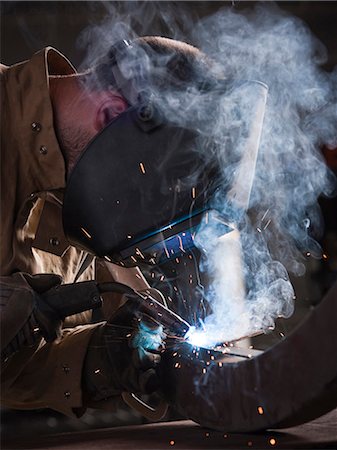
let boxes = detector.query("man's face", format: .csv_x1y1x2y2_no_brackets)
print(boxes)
57,86,128,174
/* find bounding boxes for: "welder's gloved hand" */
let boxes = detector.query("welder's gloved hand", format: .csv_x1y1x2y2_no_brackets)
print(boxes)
83,296,165,401
1,273,62,361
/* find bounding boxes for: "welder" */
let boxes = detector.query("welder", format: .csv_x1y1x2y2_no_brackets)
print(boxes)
0,37,218,416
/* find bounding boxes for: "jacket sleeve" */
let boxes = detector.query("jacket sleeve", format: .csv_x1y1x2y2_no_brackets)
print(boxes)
0,265,143,416
0,272,120,417
1,323,103,417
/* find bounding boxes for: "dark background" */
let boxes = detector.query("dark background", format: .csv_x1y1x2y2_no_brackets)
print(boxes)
1,1,337,70
1,0,337,444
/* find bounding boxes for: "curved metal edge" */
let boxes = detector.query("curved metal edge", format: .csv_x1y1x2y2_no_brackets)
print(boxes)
161,281,337,432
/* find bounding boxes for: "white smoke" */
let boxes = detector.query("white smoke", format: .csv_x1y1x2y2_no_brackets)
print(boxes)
188,5,336,345
79,3,337,346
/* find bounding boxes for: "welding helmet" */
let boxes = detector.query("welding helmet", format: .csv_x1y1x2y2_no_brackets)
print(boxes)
63,38,223,267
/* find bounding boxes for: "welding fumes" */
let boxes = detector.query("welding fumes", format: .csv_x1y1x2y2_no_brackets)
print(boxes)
61,2,337,430
63,64,270,346
64,2,337,350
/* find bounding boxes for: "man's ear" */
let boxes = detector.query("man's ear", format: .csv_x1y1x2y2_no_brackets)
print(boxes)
95,93,128,131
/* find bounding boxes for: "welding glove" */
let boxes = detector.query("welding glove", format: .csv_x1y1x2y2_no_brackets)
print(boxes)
1,273,63,361
83,295,165,401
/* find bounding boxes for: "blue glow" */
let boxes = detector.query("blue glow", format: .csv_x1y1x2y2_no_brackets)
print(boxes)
129,208,207,247
132,322,164,352
148,228,197,261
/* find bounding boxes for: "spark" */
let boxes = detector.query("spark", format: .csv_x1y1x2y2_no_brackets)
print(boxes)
257,406,264,415
279,332,285,338
169,440,175,446
127,235,132,239
175,257,180,264
202,368,206,374
192,186,196,199
322,253,328,260
223,434,228,438
248,441,253,447
306,252,311,257
135,247,145,259
160,275,165,282
164,246,170,259
94,369,100,374
205,432,210,437
256,227,262,233
177,235,185,253
261,209,270,222
131,255,137,263
80,227,92,239
263,219,271,230
218,362,223,367
139,162,146,174
199,319,206,331
269,438,276,446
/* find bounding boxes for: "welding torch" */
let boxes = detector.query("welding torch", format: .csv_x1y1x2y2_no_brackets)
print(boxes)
99,281,191,338
40,281,191,344
38,280,191,340
1,280,190,362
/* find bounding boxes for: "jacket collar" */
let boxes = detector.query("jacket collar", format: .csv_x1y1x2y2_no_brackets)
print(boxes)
7,47,76,194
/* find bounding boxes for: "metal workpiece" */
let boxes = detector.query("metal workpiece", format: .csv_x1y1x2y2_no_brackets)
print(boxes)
160,282,337,432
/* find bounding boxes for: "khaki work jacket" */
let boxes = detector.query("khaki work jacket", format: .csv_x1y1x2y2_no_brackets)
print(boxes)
0,48,147,416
